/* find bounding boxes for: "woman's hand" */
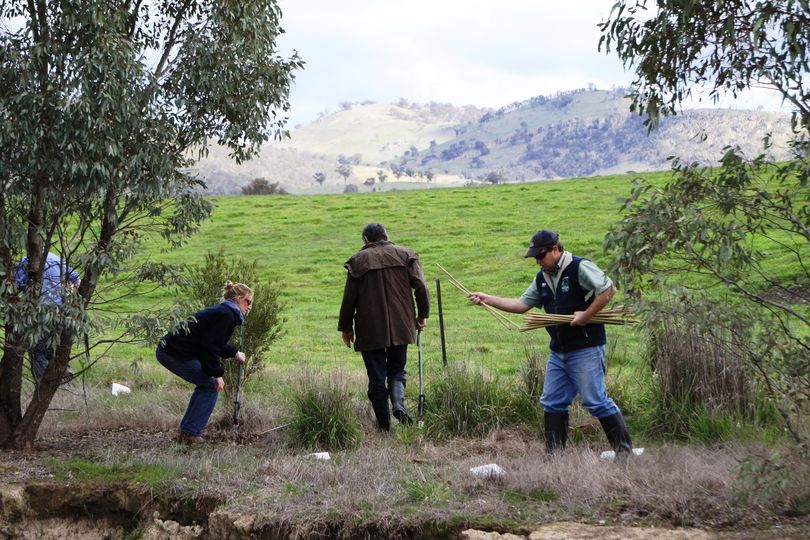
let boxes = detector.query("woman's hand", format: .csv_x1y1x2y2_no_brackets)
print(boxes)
234,351,246,364
215,377,225,392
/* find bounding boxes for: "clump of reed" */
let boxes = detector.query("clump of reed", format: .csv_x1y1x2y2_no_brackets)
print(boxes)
287,371,363,450
422,363,535,439
643,305,754,441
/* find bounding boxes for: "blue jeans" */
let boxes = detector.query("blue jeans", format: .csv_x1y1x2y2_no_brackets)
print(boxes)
539,345,620,419
156,346,218,437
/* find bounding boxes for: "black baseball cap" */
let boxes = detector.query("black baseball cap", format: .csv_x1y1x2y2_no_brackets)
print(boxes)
524,230,559,258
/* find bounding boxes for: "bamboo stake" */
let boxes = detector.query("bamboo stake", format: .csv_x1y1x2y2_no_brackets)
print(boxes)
520,307,638,332
444,276,516,330
436,264,521,330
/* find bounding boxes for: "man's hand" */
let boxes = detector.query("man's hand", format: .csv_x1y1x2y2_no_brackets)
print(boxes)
215,377,225,392
416,317,427,331
234,351,246,365
570,286,616,326
571,311,589,326
468,292,532,314
342,331,354,348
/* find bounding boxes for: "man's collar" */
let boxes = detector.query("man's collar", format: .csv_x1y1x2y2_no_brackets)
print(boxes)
543,251,571,276
361,239,390,250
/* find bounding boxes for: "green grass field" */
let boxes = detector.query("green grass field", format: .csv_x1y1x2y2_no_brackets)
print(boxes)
97,172,675,387
19,170,807,537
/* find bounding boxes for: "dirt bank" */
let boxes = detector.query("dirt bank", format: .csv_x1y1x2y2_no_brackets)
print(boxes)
2,481,809,539
1,424,808,539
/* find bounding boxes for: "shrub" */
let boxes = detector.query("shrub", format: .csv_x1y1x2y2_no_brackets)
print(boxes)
240,177,289,195
177,250,285,390
287,373,363,450
738,445,810,516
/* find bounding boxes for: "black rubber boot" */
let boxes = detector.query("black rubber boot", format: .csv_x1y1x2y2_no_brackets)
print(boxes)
389,381,413,425
370,398,391,432
544,411,569,454
598,412,633,454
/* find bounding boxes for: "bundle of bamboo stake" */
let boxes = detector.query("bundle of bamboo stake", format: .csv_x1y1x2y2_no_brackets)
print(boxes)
521,306,639,332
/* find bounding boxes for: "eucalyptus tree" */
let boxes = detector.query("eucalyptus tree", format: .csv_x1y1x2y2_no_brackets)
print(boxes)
0,1,302,448
335,163,352,183
313,171,326,187
600,0,809,441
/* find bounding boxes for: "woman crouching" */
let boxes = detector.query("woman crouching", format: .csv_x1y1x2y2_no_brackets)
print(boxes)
156,281,252,444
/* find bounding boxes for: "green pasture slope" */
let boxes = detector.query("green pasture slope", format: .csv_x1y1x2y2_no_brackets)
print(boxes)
108,172,666,384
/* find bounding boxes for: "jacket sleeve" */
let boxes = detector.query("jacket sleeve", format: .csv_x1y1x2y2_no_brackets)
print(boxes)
220,342,238,359
409,257,430,319
338,272,358,332
198,310,234,377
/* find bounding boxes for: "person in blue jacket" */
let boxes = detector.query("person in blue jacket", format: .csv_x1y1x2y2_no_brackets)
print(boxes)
156,281,252,444
14,251,81,384
468,230,633,456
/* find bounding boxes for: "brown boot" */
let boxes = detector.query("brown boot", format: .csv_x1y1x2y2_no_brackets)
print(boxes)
178,431,206,445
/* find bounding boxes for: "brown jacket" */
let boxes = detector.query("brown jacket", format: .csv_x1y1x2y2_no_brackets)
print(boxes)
338,240,430,352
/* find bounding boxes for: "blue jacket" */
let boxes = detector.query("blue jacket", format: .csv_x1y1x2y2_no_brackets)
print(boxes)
15,252,80,306
159,301,243,377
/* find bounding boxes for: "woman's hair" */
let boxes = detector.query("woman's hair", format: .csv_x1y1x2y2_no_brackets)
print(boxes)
222,281,253,301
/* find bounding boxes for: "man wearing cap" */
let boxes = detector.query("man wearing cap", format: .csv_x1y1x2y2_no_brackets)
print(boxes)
468,230,633,456
339,223,430,431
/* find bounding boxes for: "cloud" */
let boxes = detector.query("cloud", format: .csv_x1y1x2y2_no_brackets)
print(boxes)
276,0,787,126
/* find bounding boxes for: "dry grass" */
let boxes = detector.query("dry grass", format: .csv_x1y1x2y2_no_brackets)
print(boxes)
9,379,807,536
649,318,753,416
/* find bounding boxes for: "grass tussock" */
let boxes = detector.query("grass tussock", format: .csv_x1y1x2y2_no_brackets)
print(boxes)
644,309,755,441
423,363,537,439
287,370,363,451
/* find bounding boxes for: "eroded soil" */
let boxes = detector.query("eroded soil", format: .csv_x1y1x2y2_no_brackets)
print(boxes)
1,427,808,539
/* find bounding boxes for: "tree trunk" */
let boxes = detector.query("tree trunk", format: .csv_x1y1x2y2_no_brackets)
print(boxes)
0,328,25,448
1,188,118,449
7,331,75,449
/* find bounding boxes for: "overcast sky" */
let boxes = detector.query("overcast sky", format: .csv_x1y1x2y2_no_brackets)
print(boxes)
275,0,788,127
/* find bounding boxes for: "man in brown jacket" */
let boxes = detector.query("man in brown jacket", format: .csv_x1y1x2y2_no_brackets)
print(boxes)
339,223,430,431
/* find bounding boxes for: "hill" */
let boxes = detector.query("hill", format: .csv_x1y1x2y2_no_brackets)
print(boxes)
190,88,793,194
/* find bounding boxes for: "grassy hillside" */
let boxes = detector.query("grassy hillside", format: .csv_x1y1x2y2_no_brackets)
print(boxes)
276,102,488,164
97,168,807,392
190,88,794,195
405,89,793,181
191,101,489,195
103,172,667,383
